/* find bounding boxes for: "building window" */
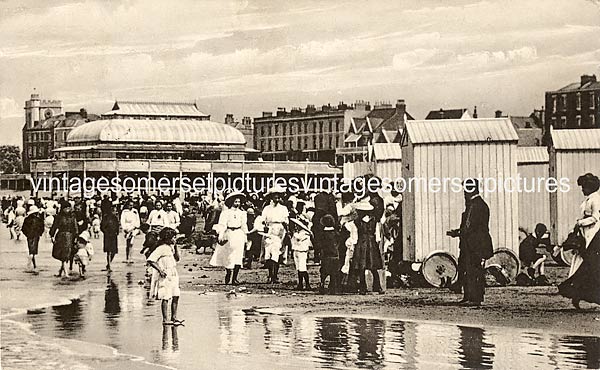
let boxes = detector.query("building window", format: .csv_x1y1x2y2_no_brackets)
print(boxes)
275,124,279,136
576,115,581,127
577,92,581,110
313,122,317,133
561,116,567,126
336,120,340,131
561,94,567,111
591,92,596,109
313,137,317,148
283,137,287,149
304,122,308,133
268,126,272,136
552,95,557,113
319,121,323,132
328,137,332,148
591,114,596,127
261,126,265,136
329,120,333,132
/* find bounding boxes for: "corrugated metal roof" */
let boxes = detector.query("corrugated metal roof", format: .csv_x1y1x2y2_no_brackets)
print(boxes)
516,147,549,163
372,143,402,161
104,101,209,117
405,118,519,144
67,119,246,145
551,129,600,150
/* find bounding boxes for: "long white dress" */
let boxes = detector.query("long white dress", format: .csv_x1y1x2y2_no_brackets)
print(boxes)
148,244,180,300
569,191,600,277
210,207,248,269
261,203,289,262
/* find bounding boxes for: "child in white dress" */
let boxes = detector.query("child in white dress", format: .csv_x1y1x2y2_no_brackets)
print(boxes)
147,227,183,326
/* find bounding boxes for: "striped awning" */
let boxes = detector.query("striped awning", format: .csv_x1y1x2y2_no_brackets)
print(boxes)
344,134,361,143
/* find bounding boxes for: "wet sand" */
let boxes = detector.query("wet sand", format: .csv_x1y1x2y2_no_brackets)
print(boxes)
2,231,599,369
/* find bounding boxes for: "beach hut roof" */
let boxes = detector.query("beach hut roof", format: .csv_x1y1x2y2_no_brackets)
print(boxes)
516,146,549,163
550,129,600,150
372,143,402,161
404,118,518,145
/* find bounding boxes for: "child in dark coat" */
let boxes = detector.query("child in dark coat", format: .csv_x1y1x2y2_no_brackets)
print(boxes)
319,214,340,294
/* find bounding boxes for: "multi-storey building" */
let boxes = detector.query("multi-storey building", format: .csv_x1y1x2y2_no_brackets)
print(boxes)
21,93,98,172
544,74,600,139
253,102,371,163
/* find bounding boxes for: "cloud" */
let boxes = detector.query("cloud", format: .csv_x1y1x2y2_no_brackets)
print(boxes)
455,46,538,68
0,98,21,119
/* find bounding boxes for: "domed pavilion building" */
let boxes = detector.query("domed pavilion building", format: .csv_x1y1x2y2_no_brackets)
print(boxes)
29,101,339,194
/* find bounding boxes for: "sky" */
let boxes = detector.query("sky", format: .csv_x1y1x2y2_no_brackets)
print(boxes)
1,0,599,147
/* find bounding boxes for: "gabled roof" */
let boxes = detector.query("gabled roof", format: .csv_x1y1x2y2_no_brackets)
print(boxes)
351,117,367,134
404,118,519,145
104,101,209,118
425,108,468,120
551,129,600,150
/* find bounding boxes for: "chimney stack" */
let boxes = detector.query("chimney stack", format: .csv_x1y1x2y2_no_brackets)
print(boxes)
225,113,234,125
495,110,503,118
395,99,406,115
581,74,597,87
473,106,478,119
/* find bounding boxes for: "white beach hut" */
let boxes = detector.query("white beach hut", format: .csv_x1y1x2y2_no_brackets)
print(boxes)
400,118,520,285
371,143,402,182
549,129,600,247
516,146,550,234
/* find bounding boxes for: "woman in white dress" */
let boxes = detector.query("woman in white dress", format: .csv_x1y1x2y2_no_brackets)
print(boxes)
260,186,289,284
558,173,600,309
210,192,248,285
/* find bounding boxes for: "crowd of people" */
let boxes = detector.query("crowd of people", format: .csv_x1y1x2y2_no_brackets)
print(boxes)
2,171,598,322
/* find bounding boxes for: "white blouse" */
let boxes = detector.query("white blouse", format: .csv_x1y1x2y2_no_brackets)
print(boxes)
578,190,600,247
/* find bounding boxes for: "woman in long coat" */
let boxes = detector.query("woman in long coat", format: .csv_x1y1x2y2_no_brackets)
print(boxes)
210,192,248,285
101,202,120,272
559,173,600,309
50,201,78,277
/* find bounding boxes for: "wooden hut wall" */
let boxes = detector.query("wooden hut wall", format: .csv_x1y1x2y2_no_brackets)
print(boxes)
549,150,600,245
516,147,550,234
402,143,519,262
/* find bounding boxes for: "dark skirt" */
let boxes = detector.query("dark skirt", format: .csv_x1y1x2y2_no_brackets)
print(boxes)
52,232,74,262
558,231,600,304
27,236,40,255
103,234,118,254
351,237,384,272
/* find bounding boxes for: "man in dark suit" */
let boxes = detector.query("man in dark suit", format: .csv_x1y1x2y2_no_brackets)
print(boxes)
447,179,494,306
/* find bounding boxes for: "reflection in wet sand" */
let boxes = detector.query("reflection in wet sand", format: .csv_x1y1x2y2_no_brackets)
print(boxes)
19,284,600,370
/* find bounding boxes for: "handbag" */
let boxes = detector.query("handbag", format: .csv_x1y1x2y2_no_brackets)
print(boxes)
562,228,585,252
